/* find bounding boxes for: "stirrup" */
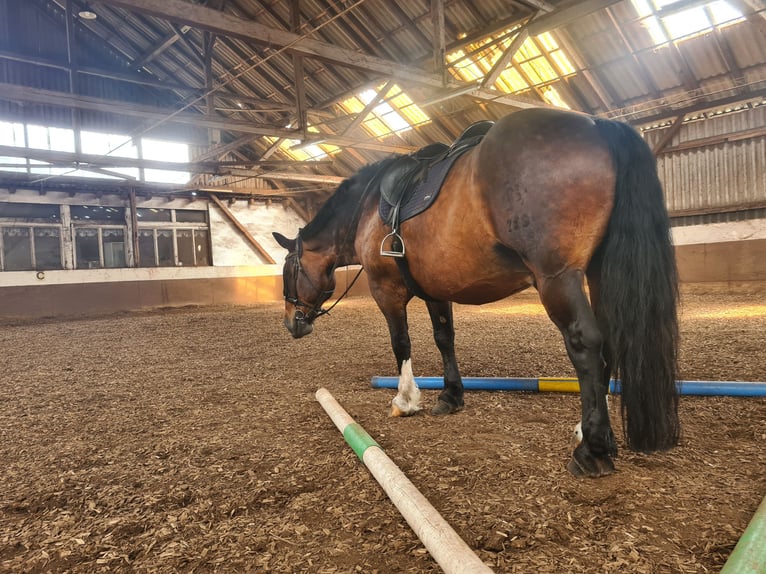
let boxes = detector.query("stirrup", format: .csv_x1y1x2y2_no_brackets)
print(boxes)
380,230,405,258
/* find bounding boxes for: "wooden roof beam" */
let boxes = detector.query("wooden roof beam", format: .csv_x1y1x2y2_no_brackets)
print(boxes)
132,27,187,70
0,81,298,138
480,13,542,89
525,0,624,35
95,0,545,109
291,0,308,136
652,114,685,155
619,87,766,124
208,193,276,263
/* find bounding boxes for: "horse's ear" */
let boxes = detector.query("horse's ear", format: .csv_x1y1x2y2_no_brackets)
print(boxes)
272,232,296,251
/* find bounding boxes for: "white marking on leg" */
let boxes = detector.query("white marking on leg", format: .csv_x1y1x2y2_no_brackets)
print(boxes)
391,359,422,416
572,421,583,447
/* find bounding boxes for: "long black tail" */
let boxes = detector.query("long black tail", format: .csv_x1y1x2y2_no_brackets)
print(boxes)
593,118,680,452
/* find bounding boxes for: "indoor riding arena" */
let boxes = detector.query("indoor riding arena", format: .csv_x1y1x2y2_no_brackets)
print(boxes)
1,1,765,573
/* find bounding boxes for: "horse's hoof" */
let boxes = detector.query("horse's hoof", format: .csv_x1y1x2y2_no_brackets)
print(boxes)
567,445,615,478
390,404,420,417
567,458,587,478
431,399,462,416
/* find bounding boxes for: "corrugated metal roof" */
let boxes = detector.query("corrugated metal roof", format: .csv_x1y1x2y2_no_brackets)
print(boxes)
0,0,764,209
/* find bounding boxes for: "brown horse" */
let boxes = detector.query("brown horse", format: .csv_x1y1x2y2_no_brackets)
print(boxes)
273,108,680,478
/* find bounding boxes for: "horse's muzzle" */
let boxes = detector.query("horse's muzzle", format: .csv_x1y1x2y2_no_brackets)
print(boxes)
285,314,314,339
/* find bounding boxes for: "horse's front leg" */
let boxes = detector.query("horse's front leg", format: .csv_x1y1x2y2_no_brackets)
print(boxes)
382,303,422,417
426,300,464,415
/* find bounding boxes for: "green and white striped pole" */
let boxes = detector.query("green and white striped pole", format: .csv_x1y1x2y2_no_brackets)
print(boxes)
315,387,494,574
720,494,766,574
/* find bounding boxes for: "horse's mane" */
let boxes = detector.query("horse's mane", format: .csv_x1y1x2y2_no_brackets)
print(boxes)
300,156,400,241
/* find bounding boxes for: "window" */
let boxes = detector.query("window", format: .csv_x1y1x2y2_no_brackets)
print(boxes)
157,230,175,266
102,229,126,268
71,205,125,223
75,228,101,269
176,210,208,224
27,125,75,176
0,203,60,221
136,208,211,267
0,122,190,184
73,227,126,269
0,202,63,271
0,202,211,271
33,228,62,270
176,229,210,267
0,121,28,173
137,207,172,223
71,206,126,269
141,138,190,184
632,0,744,45
80,131,139,180
2,227,33,270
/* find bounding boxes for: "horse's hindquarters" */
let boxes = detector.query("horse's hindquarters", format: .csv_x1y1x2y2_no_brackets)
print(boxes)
478,109,615,276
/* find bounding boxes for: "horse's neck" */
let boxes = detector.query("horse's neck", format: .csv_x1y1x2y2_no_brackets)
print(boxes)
307,223,358,267
333,224,360,267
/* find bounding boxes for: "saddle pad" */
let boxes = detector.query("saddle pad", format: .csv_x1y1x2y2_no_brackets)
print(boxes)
378,146,471,225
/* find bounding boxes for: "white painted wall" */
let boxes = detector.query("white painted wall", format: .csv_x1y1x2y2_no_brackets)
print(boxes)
672,218,766,245
0,264,279,287
209,200,305,265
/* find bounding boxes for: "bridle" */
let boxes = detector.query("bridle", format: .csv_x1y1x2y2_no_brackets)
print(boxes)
283,234,363,324
283,168,382,324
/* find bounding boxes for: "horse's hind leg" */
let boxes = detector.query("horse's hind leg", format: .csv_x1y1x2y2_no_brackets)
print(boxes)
538,269,617,478
425,300,464,415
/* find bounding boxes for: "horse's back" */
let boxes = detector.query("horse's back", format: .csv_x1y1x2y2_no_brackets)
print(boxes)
358,109,619,304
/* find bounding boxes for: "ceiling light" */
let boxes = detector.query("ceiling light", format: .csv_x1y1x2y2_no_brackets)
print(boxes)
78,5,97,19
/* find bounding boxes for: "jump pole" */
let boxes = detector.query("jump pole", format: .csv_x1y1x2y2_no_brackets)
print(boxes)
315,387,494,574
720,494,766,574
370,376,766,397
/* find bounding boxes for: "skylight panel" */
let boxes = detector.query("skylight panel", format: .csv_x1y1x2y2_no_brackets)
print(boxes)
632,0,744,45
446,50,486,82
541,86,571,109
537,32,560,53
267,126,341,162
520,58,558,85
497,67,528,93
710,0,743,24
446,28,575,107
550,50,576,76
339,85,429,138
664,7,711,39
386,86,430,126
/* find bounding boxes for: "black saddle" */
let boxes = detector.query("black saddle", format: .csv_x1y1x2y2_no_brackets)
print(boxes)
379,120,493,212
378,120,494,254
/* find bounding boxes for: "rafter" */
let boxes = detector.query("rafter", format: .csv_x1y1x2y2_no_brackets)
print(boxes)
94,0,546,110
526,0,624,35
480,13,541,90
0,81,297,137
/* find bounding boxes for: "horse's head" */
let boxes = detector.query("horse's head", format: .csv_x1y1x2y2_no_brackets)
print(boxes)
273,231,337,339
